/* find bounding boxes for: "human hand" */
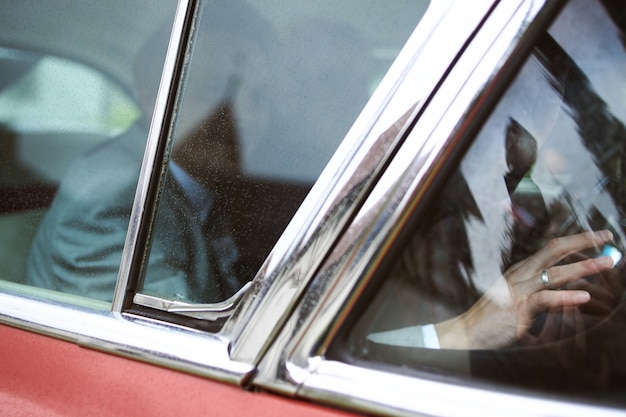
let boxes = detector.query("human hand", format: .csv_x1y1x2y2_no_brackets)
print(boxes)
435,230,615,349
522,250,624,344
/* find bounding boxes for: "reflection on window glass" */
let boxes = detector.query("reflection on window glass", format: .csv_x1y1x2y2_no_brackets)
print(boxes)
0,1,177,307
340,0,626,404
140,0,430,303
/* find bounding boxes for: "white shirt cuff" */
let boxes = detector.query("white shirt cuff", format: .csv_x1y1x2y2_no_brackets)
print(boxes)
367,324,441,349
421,323,441,349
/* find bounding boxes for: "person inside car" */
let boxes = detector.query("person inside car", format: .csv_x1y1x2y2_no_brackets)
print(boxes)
26,0,274,303
367,110,623,350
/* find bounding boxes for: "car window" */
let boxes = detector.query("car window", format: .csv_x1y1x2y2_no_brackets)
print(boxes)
333,0,626,406
137,0,430,304
0,1,176,307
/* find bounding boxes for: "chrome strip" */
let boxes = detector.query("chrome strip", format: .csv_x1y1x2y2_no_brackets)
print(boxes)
287,0,538,376
0,290,253,384
302,361,626,417
250,1,604,416
226,0,486,366
134,282,251,320
113,0,194,312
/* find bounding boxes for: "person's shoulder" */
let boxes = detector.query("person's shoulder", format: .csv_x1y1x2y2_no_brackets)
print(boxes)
82,122,147,168
57,122,148,202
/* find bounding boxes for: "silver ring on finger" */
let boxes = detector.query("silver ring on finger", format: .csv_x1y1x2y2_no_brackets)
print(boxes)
541,269,553,290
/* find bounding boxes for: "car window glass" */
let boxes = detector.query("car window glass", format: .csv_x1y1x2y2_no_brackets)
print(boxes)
335,0,626,405
0,1,176,307
139,0,430,303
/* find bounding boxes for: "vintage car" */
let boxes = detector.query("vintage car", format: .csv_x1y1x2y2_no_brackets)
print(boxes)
1,0,626,416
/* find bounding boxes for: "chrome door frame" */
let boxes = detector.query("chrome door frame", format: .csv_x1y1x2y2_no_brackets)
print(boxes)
243,2,621,417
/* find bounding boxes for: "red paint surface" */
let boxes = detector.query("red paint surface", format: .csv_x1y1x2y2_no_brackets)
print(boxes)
0,324,355,417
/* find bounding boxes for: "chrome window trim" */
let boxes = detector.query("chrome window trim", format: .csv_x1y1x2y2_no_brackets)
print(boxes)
225,0,497,367
245,1,622,416
113,0,195,311
133,282,251,321
301,361,626,417
0,289,253,384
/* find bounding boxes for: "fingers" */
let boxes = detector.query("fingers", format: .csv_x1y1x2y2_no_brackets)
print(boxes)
533,230,613,269
509,230,614,292
481,230,618,348
513,254,614,297
505,230,613,282
541,255,614,290
528,289,590,316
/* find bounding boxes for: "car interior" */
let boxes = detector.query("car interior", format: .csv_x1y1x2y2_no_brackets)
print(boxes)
0,0,426,302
